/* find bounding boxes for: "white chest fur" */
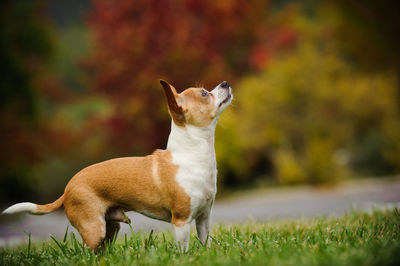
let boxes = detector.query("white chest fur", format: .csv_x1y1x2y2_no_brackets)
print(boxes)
167,121,218,221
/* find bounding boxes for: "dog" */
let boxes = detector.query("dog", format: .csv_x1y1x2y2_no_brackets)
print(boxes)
2,80,233,252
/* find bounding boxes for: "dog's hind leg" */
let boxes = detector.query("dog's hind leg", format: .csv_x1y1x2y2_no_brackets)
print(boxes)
102,207,130,246
73,215,106,252
103,220,120,245
64,199,107,252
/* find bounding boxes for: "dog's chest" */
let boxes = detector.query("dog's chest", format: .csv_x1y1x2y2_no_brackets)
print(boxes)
166,122,219,220
172,151,217,219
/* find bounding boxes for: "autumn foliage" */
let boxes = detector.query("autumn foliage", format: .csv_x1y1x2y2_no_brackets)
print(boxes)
87,0,296,154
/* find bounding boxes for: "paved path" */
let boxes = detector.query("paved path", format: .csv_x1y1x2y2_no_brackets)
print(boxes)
1,178,399,247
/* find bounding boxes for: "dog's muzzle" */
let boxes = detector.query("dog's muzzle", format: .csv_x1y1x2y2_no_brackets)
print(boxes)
220,81,229,89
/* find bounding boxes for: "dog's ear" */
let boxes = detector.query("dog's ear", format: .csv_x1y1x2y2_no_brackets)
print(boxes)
160,80,185,126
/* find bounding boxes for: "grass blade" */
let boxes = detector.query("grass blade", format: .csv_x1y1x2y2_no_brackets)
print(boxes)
63,225,69,243
27,232,31,258
50,235,68,255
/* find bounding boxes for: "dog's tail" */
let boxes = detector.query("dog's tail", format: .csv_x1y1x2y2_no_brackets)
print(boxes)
2,194,65,215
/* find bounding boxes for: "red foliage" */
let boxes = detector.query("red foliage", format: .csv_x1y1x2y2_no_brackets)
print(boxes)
87,0,297,154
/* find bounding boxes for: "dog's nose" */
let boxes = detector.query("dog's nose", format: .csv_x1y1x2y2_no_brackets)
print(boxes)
220,81,229,88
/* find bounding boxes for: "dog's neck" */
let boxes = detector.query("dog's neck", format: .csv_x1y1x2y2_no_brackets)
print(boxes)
166,121,217,164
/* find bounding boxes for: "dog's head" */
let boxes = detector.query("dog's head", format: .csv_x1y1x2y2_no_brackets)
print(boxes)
160,80,232,127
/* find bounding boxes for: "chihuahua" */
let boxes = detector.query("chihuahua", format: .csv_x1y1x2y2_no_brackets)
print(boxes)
2,80,233,252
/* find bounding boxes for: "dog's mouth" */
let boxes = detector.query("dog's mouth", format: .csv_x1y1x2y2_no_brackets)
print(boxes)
218,93,232,108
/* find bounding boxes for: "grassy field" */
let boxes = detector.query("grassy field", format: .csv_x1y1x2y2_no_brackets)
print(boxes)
1,209,399,266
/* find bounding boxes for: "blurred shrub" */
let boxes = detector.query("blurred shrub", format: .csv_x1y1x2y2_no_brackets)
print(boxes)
0,1,55,204
275,149,306,185
87,0,296,155
216,41,400,185
0,1,111,204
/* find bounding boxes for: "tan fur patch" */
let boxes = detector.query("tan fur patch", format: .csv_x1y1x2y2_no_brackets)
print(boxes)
179,88,217,127
35,194,64,213
160,80,186,127
160,80,218,128
63,150,191,233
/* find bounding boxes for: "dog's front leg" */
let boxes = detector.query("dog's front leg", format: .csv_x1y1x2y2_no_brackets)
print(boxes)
195,204,212,247
173,223,191,252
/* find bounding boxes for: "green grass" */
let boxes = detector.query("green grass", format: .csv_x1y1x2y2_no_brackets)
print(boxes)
1,209,399,266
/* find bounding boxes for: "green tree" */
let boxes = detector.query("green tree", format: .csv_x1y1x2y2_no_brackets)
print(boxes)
321,0,400,107
216,40,399,185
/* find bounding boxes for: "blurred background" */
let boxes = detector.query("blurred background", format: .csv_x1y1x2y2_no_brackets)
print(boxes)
1,0,400,210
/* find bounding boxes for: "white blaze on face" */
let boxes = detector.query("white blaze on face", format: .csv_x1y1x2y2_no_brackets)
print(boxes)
160,79,232,128
177,82,232,128
210,83,233,115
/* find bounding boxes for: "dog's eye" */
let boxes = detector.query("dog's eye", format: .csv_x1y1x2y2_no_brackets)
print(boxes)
201,90,208,97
